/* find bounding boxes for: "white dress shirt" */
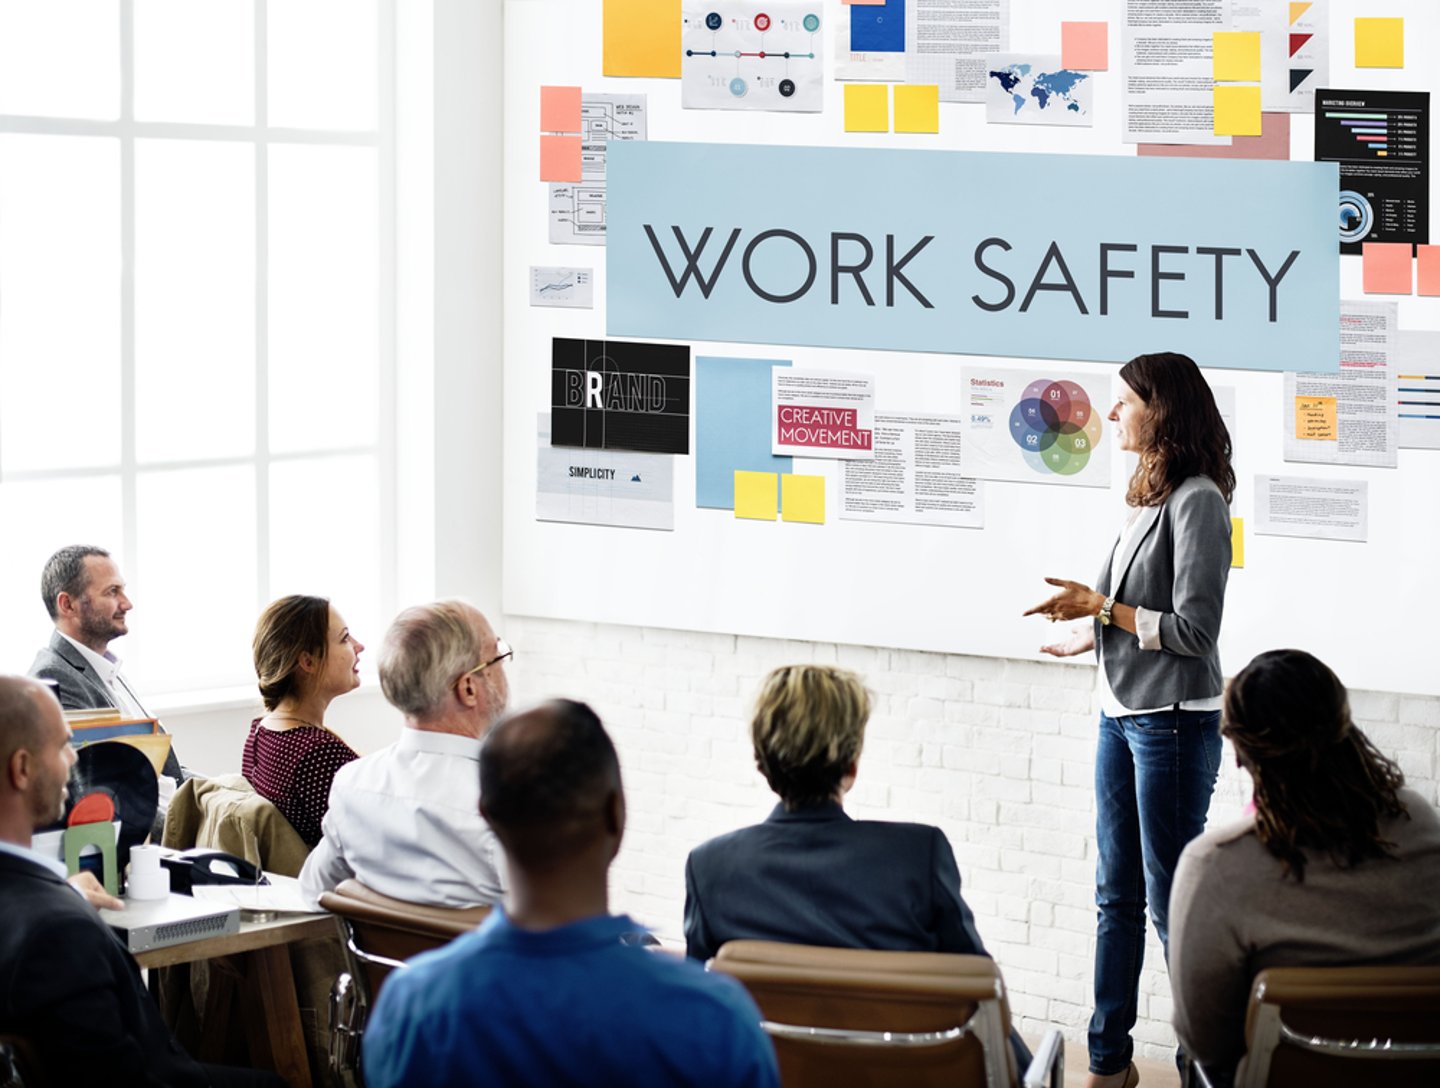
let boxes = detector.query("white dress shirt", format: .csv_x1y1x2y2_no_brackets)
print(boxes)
299,727,506,909
58,634,150,720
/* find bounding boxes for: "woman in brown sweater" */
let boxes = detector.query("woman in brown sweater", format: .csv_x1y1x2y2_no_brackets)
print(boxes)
1169,649,1440,1086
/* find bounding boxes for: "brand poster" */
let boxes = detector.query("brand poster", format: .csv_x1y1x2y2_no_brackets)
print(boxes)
550,337,691,455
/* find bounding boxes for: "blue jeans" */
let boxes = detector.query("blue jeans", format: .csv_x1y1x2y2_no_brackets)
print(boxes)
1088,709,1222,1076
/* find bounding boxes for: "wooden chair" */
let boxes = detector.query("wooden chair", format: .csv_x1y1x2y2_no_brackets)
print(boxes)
709,940,1063,1088
318,879,490,1082
1189,965,1440,1088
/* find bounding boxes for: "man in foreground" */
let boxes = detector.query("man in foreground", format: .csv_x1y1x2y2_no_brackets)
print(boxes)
300,600,510,907
362,699,779,1088
0,675,281,1088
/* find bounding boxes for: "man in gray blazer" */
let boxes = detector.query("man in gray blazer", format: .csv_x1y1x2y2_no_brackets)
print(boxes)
28,545,184,786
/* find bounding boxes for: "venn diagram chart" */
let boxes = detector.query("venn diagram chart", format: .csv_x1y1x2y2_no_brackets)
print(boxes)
962,367,1111,487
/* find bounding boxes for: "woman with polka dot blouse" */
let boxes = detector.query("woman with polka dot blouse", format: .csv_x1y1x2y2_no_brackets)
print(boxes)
242,595,363,848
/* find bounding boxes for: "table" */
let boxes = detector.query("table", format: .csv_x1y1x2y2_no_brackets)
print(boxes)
139,912,336,1088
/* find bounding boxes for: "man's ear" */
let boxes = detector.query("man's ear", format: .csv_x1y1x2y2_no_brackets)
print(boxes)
6,748,31,792
604,788,625,839
54,591,76,619
455,672,481,709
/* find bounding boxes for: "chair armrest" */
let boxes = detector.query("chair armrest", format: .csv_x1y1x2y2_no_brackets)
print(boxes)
1021,1028,1064,1088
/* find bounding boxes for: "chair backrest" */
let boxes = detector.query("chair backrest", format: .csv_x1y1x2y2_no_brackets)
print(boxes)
0,1034,45,1088
710,940,1016,1088
1239,965,1440,1088
319,879,490,999
161,772,310,877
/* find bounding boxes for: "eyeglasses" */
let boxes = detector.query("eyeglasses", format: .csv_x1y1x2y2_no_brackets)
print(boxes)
464,637,513,678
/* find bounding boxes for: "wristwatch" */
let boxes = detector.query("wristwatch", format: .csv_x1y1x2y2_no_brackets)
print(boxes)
1097,594,1116,626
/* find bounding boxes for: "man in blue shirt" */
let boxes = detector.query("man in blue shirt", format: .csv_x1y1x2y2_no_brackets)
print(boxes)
363,698,779,1088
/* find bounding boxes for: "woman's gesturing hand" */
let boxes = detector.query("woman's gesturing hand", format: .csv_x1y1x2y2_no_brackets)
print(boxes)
1024,576,1106,623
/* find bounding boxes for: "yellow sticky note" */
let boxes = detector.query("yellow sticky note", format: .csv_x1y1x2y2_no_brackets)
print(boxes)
893,84,939,134
604,0,682,79
1213,85,1262,136
1355,18,1404,68
780,474,825,524
1231,518,1245,568
1213,31,1261,82
844,83,889,133
1289,2,1312,25
1295,396,1338,441
734,471,779,520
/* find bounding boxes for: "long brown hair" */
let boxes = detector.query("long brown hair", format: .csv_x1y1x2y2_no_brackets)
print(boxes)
1223,649,1408,882
1120,352,1235,507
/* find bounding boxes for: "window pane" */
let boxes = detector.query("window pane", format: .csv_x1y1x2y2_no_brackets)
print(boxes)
135,139,255,462
133,0,254,125
0,476,123,679
132,465,257,693
268,145,377,454
0,134,120,472
0,0,119,120
268,453,381,659
268,0,376,131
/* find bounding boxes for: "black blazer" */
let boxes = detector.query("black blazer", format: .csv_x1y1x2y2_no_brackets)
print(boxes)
0,849,210,1088
683,801,988,963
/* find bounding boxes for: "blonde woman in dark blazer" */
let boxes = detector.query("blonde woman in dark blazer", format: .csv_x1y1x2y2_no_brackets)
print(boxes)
1025,352,1235,1088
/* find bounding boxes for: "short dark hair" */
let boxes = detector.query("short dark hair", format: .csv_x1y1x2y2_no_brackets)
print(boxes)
1119,352,1236,507
252,595,331,711
1223,649,1408,882
0,676,55,766
40,545,111,621
480,699,620,870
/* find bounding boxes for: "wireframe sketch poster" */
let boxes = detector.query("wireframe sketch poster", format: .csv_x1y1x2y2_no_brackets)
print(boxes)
771,369,875,459
682,3,823,111
960,368,1109,487
536,415,674,531
551,337,691,454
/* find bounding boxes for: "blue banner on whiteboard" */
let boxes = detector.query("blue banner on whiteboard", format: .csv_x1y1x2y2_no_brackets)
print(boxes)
606,142,1340,372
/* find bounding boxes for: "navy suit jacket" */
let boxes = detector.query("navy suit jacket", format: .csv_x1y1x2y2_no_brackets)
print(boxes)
0,849,210,1088
683,801,987,963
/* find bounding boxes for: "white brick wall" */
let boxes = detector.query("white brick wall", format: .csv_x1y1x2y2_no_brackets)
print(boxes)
505,615,1440,1062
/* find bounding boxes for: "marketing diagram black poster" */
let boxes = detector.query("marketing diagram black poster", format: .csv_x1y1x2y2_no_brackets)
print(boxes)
1315,89,1429,254
551,337,691,454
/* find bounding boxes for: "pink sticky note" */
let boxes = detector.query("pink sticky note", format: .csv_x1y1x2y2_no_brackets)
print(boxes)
540,134,582,182
1418,246,1440,297
841,0,885,5
1062,22,1108,71
540,86,582,133
1362,242,1413,294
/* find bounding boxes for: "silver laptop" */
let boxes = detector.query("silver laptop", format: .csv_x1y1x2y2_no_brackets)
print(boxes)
100,893,241,954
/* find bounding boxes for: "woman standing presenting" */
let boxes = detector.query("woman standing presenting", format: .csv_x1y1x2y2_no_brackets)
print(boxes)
1024,352,1234,1088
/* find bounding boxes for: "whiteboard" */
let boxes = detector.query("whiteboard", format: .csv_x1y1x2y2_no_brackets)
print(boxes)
503,0,1440,696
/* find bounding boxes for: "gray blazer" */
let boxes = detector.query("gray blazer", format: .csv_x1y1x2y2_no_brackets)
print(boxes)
29,629,183,784
1094,475,1231,709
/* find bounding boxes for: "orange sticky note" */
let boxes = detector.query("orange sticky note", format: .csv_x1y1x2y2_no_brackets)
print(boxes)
604,0,682,78
893,84,939,134
1417,245,1440,296
1295,396,1338,441
1061,22,1108,71
844,83,889,132
1213,85,1261,136
1231,517,1244,569
1355,17,1404,68
540,86,582,133
1362,242,1413,294
540,135,582,182
1289,2,1312,24
780,474,825,524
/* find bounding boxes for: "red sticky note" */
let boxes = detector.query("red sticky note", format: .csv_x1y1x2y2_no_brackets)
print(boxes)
540,86,582,133
1362,242,1413,294
540,134,582,182
1062,22,1108,71
1418,245,1440,297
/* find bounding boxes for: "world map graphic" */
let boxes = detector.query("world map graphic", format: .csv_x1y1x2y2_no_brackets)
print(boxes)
988,63,1090,118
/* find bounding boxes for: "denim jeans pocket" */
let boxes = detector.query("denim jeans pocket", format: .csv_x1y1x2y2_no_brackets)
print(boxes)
1126,710,1181,735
